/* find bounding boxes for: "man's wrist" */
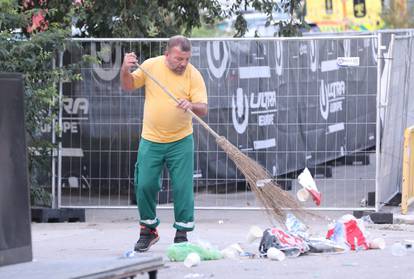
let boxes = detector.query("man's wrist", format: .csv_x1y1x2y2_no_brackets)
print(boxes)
121,66,130,75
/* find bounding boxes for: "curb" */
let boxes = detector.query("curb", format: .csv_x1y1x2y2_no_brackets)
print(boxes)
393,214,414,225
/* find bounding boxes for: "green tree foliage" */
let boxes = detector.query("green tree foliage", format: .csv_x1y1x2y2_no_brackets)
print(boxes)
72,0,222,38
382,1,414,29
0,0,82,206
72,0,305,38
223,0,307,37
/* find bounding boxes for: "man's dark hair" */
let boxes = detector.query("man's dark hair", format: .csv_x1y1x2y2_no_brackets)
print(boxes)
167,35,191,52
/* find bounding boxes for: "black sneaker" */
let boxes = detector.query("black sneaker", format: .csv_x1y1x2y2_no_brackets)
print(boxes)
134,225,160,252
174,230,188,243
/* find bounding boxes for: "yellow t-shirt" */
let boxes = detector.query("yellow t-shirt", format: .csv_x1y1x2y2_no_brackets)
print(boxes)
131,56,207,143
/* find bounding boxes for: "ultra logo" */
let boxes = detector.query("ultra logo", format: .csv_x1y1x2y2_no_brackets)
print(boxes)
232,88,277,134
319,80,345,120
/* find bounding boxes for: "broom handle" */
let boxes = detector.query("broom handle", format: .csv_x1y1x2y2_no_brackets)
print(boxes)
136,63,221,140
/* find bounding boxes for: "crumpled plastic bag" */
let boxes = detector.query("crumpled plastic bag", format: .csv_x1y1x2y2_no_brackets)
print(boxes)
307,237,346,253
166,242,222,262
285,213,310,240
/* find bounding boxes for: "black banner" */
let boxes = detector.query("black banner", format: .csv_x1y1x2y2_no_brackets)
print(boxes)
57,38,377,186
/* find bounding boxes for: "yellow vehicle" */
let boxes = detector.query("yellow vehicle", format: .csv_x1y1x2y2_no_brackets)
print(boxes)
305,0,384,32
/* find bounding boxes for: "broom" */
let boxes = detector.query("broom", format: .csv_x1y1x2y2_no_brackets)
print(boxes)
136,63,311,224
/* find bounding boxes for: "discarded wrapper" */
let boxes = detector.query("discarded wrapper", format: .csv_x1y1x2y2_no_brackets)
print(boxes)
184,252,201,268
297,168,321,206
246,225,263,243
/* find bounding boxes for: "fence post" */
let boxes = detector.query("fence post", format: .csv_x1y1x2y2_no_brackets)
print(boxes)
375,32,383,212
57,51,64,209
402,126,414,214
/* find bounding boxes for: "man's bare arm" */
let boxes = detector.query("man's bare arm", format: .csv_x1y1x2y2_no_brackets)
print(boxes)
189,102,208,117
177,99,208,117
120,52,137,91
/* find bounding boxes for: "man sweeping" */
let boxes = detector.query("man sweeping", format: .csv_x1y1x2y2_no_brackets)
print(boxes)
120,35,208,252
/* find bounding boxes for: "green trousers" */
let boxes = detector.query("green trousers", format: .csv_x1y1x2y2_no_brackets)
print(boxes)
134,134,194,231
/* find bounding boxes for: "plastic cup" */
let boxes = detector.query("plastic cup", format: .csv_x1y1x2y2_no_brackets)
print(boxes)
184,252,201,268
221,247,239,259
369,238,386,249
221,243,243,259
391,242,407,256
267,247,286,261
296,188,310,202
246,226,263,243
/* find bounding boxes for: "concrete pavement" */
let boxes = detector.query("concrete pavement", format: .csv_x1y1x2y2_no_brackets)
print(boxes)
21,208,414,279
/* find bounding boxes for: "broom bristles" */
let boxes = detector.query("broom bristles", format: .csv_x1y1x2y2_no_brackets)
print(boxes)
216,136,312,225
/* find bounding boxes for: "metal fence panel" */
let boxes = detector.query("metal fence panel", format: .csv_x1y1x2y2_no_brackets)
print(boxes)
378,34,414,207
53,36,379,209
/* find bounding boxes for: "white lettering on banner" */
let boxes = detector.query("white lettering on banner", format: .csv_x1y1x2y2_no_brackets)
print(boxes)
326,122,345,134
191,46,200,57
250,91,276,109
232,88,249,134
321,59,339,72
275,40,283,76
299,43,308,56
344,39,351,57
258,114,274,126
319,80,346,120
329,101,343,113
309,40,318,72
63,122,79,133
206,41,230,79
52,97,90,134
58,148,84,157
239,66,271,79
253,138,276,150
232,89,278,134
337,57,360,67
91,42,122,81
63,98,89,115
371,37,378,64
40,121,81,134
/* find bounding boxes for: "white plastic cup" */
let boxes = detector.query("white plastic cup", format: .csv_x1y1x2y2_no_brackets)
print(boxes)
229,243,243,253
296,188,310,202
183,252,201,268
391,242,407,256
369,238,386,250
221,247,239,259
246,226,263,243
267,247,286,261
